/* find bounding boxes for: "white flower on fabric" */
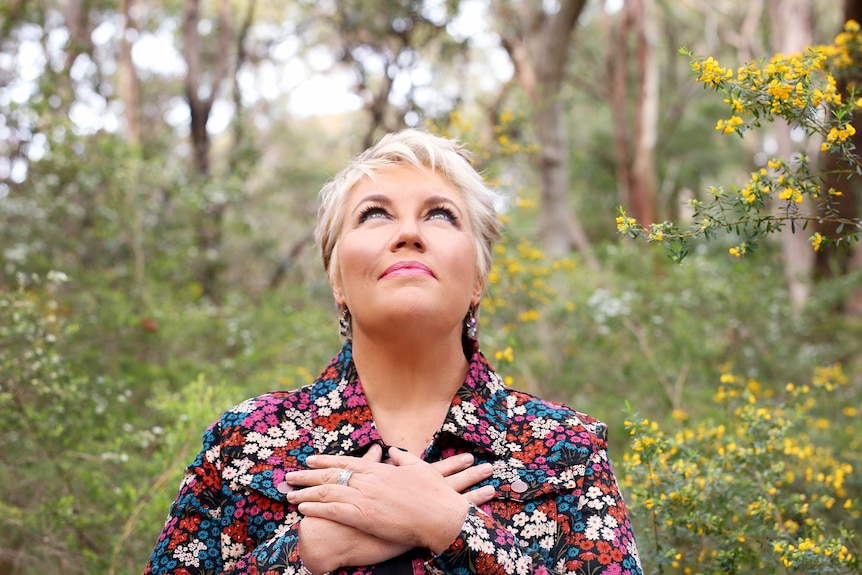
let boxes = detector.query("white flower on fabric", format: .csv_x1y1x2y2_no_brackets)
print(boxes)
467,534,486,551
512,512,530,527
258,447,273,459
272,516,298,538
230,398,257,413
604,515,619,529
602,526,617,540
175,540,207,566
487,372,506,393
220,535,246,561
529,417,557,439
496,549,515,573
515,555,533,575
532,510,547,524
508,397,527,417
205,445,221,464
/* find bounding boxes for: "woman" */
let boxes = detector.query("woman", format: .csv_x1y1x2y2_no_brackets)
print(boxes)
144,129,642,575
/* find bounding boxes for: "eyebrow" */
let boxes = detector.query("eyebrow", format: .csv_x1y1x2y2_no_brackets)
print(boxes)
350,193,463,216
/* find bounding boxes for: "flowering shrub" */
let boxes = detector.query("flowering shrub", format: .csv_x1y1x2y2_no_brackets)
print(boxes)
621,365,860,574
617,20,862,260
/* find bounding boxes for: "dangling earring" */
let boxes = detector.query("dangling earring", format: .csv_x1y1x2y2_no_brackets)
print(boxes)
465,306,478,339
339,307,352,339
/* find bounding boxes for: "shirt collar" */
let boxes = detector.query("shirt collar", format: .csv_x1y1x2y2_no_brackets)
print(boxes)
310,340,511,459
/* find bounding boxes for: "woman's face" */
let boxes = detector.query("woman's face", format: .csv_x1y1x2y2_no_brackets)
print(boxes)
331,164,483,339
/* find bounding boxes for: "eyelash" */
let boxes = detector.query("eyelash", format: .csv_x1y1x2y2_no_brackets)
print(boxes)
357,204,459,224
428,205,458,223
358,204,388,223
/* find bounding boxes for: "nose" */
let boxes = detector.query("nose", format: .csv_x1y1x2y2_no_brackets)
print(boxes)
391,218,425,252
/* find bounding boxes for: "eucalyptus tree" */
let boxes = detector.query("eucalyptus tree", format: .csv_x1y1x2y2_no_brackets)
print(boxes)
490,0,598,265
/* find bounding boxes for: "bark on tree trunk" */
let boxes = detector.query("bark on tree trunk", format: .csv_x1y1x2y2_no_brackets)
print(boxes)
182,0,233,299
606,0,658,227
607,5,632,215
119,0,141,146
817,0,862,317
769,0,815,311
630,0,659,227
498,0,597,266
118,0,146,289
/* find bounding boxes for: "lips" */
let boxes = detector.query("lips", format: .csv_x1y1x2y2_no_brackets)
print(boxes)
379,260,436,279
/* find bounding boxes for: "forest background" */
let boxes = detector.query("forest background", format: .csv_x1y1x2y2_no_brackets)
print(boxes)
1,0,861,574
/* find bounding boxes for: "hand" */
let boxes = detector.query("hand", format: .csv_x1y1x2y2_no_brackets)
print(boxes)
285,446,495,557
295,444,411,573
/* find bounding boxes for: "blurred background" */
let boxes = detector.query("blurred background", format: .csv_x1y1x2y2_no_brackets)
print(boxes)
1,0,859,573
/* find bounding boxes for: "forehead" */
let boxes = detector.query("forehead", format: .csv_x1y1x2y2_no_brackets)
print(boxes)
346,164,465,205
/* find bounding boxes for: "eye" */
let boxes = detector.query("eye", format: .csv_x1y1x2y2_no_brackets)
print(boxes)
358,204,389,223
428,205,458,224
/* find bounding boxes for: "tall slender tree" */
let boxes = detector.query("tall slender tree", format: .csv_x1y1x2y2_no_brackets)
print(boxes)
492,0,597,265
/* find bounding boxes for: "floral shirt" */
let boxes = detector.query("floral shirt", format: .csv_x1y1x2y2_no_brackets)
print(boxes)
144,341,642,575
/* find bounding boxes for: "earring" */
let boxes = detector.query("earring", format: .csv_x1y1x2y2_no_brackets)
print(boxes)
339,307,352,339
465,306,478,339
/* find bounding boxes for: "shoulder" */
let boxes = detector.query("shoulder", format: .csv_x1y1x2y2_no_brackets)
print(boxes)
199,385,316,464
211,385,316,437
502,387,608,450
194,386,317,495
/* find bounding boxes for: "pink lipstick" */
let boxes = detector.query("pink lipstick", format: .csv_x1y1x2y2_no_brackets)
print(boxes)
379,261,436,279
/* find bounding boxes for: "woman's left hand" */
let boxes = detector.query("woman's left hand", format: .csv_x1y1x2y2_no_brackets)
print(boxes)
284,449,495,554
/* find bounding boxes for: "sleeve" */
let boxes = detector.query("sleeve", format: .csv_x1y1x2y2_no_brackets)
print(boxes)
142,421,306,575
426,443,642,575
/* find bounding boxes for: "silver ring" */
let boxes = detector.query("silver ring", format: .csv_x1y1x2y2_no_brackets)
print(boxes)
336,468,353,486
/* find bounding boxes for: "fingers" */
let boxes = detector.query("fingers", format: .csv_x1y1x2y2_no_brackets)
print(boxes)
464,484,496,506
385,446,421,466
430,452,475,476
361,443,384,462
285,464,355,489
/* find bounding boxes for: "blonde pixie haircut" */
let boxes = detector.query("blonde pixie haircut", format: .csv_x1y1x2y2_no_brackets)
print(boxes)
315,129,503,287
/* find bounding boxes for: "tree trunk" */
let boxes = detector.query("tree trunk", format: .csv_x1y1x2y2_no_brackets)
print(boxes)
119,0,141,147
768,0,815,311
630,0,659,226
182,0,233,299
607,5,632,215
118,0,146,289
817,0,862,317
498,0,597,266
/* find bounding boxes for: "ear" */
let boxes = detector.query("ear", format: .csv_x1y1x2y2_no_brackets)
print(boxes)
330,270,347,307
470,275,485,307
331,286,347,307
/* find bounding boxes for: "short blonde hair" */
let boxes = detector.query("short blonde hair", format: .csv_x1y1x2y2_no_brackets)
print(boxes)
315,129,503,287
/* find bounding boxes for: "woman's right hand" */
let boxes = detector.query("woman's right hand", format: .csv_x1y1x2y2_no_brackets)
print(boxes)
294,444,495,574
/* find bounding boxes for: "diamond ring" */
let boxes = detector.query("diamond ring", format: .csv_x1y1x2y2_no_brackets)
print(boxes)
336,468,354,486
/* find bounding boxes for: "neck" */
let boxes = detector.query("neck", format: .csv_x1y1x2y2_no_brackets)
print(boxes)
350,330,469,455
350,329,469,413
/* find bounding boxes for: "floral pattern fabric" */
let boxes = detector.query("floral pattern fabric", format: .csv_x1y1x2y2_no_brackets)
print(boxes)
144,341,642,575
